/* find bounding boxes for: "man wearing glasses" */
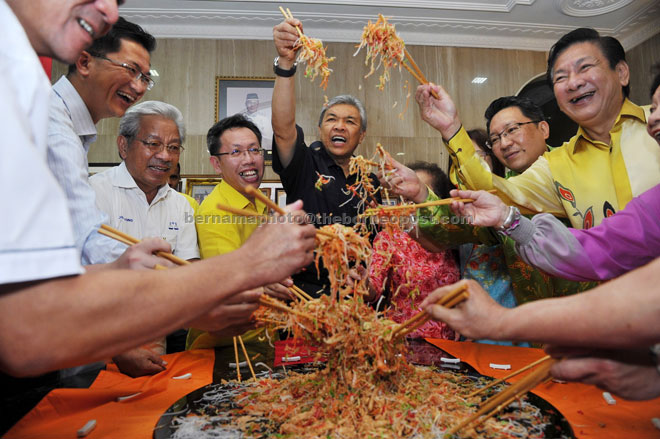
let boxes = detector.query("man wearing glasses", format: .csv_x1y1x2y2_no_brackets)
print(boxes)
48,17,156,268
416,28,660,231
89,101,199,375
187,114,284,350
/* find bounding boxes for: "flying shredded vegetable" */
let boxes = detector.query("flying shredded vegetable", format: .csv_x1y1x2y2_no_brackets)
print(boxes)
354,14,405,90
295,34,335,90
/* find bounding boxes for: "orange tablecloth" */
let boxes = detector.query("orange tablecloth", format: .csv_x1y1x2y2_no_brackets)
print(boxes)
6,342,660,438
426,339,660,438
5,349,214,438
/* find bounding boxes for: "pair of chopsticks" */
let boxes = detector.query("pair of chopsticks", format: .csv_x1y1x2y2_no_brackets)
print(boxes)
98,224,190,268
233,335,256,382
401,48,440,99
98,224,258,382
241,186,336,239
279,6,303,39
446,356,557,435
360,189,498,216
390,284,469,339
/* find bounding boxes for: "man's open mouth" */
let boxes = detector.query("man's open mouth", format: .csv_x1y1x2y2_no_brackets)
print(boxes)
570,91,595,104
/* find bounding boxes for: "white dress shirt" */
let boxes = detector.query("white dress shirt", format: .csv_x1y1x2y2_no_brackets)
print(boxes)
48,76,127,265
90,162,199,261
0,1,83,284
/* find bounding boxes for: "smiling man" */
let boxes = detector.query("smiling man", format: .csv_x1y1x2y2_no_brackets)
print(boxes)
48,17,155,266
187,114,271,349
483,96,550,176
272,17,381,296
90,100,198,262
415,27,660,230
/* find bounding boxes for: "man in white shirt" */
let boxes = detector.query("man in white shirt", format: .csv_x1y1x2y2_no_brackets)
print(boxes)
0,0,316,388
48,17,156,265
91,101,199,263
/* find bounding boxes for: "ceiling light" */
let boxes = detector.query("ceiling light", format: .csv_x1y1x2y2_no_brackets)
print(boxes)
150,69,159,77
472,77,487,84
396,152,405,156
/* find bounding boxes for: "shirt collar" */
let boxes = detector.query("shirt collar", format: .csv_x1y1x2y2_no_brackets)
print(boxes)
52,76,97,149
112,161,172,202
572,98,646,152
219,179,267,213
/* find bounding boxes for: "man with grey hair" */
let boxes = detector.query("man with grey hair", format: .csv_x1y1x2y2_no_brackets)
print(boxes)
272,18,380,296
90,100,199,376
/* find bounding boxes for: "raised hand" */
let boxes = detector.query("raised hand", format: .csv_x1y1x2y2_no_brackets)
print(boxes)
377,156,429,203
273,18,302,66
415,83,462,140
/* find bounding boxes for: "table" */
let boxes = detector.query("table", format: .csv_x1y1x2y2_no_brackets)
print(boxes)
5,340,660,438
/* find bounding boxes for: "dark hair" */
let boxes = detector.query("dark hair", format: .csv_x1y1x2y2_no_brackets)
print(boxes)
484,96,546,136
68,17,156,74
207,114,262,156
546,27,629,97
407,161,454,199
651,63,660,99
467,128,506,178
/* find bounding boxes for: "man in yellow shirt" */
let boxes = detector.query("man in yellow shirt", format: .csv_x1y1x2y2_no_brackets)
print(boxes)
188,114,291,349
415,28,659,229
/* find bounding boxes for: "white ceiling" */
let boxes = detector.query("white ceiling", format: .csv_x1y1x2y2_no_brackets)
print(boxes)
120,0,660,51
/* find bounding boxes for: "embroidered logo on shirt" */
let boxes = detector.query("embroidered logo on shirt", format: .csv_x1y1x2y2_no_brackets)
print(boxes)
168,221,179,231
118,215,134,222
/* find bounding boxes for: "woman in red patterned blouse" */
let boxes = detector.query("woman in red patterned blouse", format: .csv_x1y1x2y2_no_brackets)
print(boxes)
369,162,460,339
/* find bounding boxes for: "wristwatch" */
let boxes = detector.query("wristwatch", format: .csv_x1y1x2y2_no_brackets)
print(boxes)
495,206,521,235
273,56,297,77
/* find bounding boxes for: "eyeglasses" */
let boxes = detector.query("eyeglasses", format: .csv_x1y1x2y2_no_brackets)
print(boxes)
90,53,155,90
486,121,540,149
213,147,265,158
135,138,185,155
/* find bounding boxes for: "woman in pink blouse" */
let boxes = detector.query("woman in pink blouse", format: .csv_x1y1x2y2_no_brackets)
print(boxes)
369,162,460,339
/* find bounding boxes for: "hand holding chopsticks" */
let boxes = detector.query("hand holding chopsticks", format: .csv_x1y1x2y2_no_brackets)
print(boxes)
391,283,469,339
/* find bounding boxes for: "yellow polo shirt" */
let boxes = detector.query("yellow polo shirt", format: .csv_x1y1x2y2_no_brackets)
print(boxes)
186,180,268,349
446,99,659,229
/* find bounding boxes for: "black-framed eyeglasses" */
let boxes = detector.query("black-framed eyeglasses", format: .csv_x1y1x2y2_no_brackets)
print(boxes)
135,138,184,155
486,121,541,149
90,53,154,90
213,148,265,158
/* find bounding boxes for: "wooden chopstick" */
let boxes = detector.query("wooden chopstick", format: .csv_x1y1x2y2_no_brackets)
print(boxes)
279,6,304,39
467,355,553,398
362,197,476,215
244,185,338,240
402,48,440,99
233,336,242,382
237,335,256,380
98,227,170,271
446,357,556,436
259,295,317,321
292,284,313,301
215,203,268,220
99,224,190,266
391,284,468,339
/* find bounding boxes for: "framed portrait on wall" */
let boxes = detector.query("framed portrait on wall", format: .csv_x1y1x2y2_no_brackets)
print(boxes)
216,76,276,164
186,178,221,205
276,189,287,209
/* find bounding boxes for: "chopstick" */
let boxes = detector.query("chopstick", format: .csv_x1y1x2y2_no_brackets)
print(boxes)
390,284,468,339
446,357,556,436
402,48,440,99
289,284,313,302
259,295,317,322
244,186,336,239
233,336,242,382
279,6,304,39
467,355,553,398
237,335,256,380
99,224,190,266
361,198,476,216
215,203,268,220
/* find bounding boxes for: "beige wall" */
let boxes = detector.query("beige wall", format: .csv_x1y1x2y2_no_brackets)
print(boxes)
52,34,658,179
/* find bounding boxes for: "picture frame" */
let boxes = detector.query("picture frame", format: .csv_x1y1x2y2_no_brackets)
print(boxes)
185,178,221,205
88,162,119,176
215,76,276,164
276,188,287,209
